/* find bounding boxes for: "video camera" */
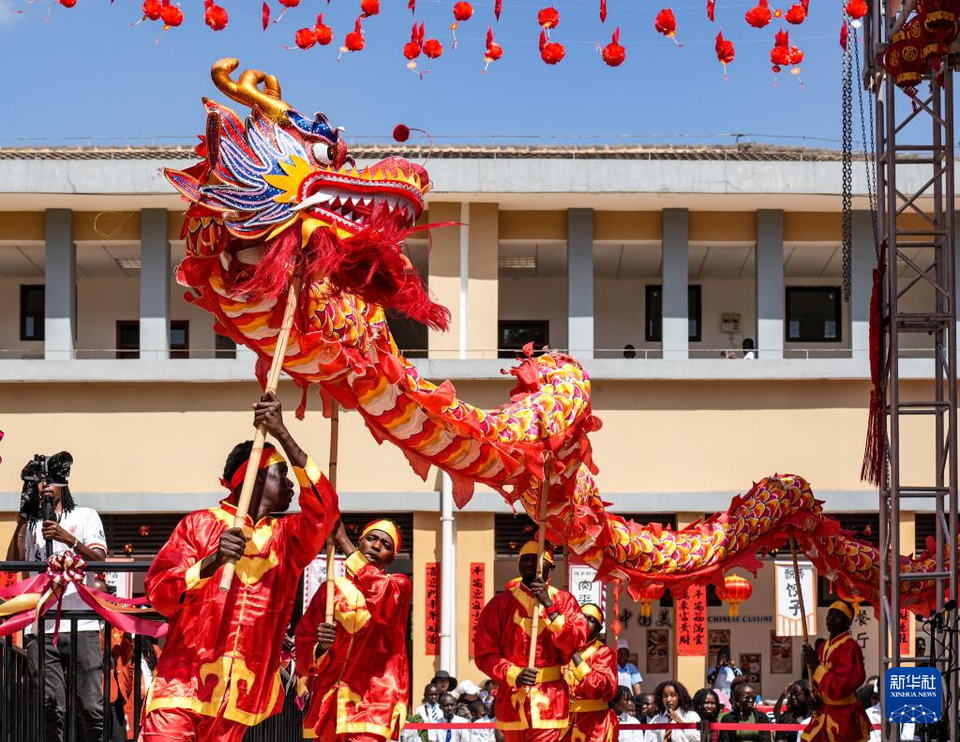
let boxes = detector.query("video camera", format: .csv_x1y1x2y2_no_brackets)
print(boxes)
19,451,73,517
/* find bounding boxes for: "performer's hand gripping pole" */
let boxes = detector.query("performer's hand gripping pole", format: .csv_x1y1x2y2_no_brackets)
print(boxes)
528,457,552,670
789,532,810,645
324,401,341,624
219,279,300,592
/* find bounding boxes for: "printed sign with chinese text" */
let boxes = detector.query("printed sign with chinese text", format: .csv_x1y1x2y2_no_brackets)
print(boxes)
774,560,817,637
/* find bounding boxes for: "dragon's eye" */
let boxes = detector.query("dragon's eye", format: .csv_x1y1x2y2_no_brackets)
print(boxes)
313,143,335,166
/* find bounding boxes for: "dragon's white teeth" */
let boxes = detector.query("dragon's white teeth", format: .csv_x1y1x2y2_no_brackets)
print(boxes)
362,196,373,205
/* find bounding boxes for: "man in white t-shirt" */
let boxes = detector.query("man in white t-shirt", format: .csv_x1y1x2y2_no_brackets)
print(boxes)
6,451,107,742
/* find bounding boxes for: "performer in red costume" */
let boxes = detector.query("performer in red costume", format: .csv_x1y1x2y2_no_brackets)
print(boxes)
800,601,872,742
295,518,411,742
141,392,339,742
474,541,589,742
565,603,618,742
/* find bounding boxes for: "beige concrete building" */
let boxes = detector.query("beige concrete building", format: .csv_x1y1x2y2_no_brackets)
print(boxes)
0,143,949,701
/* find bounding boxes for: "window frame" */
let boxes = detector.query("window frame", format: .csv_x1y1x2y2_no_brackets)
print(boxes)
644,285,702,343
785,286,843,343
115,320,190,359
497,319,550,359
20,285,45,342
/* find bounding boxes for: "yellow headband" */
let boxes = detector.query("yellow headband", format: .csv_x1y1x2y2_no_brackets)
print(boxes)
262,449,286,469
582,604,604,624
519,540,554,564
362,519,401,552
829,600,855,621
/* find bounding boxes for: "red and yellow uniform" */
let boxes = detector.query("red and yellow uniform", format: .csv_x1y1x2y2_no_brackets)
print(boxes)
563,623,618,742
295,523,412,742
141,454,338,742
474,575,588,742
801,629,872,742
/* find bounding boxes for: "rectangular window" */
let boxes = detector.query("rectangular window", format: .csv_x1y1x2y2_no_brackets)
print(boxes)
644,285,702,342
116,320,189,359
498,320,549,359
20,285,44,341
786,287,842,342
214,333,237,359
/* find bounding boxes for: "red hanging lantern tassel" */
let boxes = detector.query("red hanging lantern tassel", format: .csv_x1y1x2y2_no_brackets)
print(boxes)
204,0,228,30
785,2,806,23
636,581,666,617
451,1,473,47
275,0,300,24
707,0,715,21
601,27,626,66
654,8,682,45
861,257,885,484
716,574,753,617
483,25,503,71
338,16,365,60
539,29,566,63
745,0,772,27
715,29,735,78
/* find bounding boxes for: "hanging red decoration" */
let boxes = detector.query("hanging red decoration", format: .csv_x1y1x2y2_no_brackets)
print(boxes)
423,37,444,57
139,524,151,537
495,0,502,19
262,1,270,28
745,0,771,28
293,26,316,48
716,574,753,616
636,581,666,617
393,124,411,142
404,21,424,58
361,0,380,17
881,16,924,94
601,26,626,66
654,8,681,44
409,0,415,13
840,20,849,49
600,0,607,21
785,2,806,23
160,0,183,27
919,0,958,69
715,29,734,78
610,583,622,642
707,0,715,21
539,29,565,63
60,0,77,7
315,13,333,44
138,0,162,22
338,16,365,58
275,0,299,24
483,25,503,71
846,0,867,20
453,1,474,20
538,6,560,29
203,0,228,30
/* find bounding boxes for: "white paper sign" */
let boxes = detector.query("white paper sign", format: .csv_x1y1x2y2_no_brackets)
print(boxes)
569,564,605,626
775,560,817,637
303,553,346,607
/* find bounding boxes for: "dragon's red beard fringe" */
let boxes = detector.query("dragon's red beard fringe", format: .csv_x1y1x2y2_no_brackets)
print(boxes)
234,211,451,332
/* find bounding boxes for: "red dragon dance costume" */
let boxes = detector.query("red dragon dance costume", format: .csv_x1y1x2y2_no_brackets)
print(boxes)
295,545,412,742
474,574,588,742
801,627,872,742
142,456,338,741
563,614,618,742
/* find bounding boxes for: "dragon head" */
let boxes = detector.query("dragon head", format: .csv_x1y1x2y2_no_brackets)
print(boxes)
166,59,448,330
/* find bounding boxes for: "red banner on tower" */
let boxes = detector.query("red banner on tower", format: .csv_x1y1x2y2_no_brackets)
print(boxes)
899,607,912,657
425,562,440,655
469,562,485,658
676,585,707,656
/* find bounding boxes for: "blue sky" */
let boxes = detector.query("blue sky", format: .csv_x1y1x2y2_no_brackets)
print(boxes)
0,0,864,147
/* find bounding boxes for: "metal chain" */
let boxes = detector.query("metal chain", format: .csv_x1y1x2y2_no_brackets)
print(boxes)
853,29,880,256
841,16,855,303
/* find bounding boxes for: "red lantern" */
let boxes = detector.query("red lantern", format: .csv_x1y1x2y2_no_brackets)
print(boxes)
204,0,228,30
361,0,380,17
338,16,365,58
404,21,424,59
160,0,183,27
539,29,565,63
745,0,772,28
60,0,77,7
423,38,444,57
275,0,300,23
601,27,626,66
707,0,715,20
453,1,474,20
315,13,333,45
846,0,867,20
785,2,806,23
538,6,560,28
262,1,270,28
882,17,925,93
919,0,960,67
137,0,162,22
294,26,316,49
496,0,502,20
840,20,849,49
654,8,681,44
393,124,411,143
636,581,666,617
715,30,735,77
483,26,503,71
716,574,753,617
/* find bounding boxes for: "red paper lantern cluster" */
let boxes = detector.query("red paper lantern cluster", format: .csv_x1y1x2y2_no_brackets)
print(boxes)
882,0,959,94
291,13,334,49
716,574,753,616
770,27,803,74
483,26,504,71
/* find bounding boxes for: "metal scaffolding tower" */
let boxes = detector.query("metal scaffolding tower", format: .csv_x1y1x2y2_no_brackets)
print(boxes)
867,6,958,739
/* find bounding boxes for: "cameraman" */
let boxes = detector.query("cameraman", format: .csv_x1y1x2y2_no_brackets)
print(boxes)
6,451,108,742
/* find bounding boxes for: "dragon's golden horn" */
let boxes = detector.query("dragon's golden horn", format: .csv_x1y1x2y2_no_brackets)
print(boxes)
211,58,291,124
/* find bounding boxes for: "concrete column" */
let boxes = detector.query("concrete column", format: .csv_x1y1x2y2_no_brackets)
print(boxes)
412,511,441,696
44,209,76,360
455,511,494,682
662,209,689,360
140,209,171,360
673,512,706,691
850,211,875,362
428,203,462,360
567,208,594,358
755,210,785,360
467,203,499,360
